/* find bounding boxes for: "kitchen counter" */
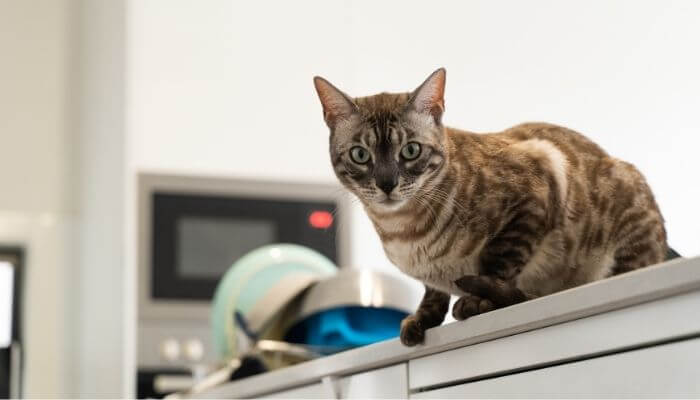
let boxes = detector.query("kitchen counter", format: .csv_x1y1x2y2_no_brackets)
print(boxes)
195,256,700,398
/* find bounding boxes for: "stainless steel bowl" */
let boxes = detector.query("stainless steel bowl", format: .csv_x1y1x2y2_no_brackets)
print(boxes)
291,268,421,325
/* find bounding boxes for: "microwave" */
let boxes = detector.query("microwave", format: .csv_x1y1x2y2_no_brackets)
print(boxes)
136,173,350,376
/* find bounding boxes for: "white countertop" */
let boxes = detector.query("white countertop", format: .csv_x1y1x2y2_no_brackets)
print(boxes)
196,256,700,399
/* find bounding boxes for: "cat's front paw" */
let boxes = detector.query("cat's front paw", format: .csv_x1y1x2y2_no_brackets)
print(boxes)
452,293,494,320
400,315,425,346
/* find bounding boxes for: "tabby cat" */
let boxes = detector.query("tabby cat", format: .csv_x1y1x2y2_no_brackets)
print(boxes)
313,68,668,346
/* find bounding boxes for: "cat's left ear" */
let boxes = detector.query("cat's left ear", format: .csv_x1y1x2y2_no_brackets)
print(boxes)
407,68,446,124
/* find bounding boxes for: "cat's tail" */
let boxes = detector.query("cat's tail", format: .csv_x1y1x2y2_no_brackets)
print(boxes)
666,247,682,261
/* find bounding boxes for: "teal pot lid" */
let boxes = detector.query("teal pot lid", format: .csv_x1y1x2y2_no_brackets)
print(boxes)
211,244,337,360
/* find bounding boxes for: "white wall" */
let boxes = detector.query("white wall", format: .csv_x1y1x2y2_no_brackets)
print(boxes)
1,1,130,397
0,0,78,396
128,0,699,275
73,0,128,397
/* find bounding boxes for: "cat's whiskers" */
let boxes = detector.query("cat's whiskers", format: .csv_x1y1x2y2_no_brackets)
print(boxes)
412,195,440,230
417,186,471,230
328,190,363,243
427,188,469,221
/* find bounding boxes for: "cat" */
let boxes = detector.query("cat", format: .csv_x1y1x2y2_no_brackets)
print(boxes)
313,68,668,346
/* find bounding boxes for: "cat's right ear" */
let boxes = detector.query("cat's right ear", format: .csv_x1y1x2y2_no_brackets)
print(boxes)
313,76,358,129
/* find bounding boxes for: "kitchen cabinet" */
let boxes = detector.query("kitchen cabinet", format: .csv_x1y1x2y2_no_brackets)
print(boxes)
263,382,331,399
336,364,407,399
412,339,700,398
254,364,407,399
408,290,700,390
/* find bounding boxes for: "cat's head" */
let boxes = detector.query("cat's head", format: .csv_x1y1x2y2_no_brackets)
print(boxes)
314,68,448,211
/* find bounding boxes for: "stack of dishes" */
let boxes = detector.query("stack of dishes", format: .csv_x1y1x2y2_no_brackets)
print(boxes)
210,244,420,370
210,244,337,362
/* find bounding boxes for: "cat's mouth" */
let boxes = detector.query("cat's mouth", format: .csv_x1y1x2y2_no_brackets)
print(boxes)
376,196,406,210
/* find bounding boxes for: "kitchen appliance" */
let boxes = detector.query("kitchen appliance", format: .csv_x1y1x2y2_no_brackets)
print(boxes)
0,247,23,399
136,173,350,395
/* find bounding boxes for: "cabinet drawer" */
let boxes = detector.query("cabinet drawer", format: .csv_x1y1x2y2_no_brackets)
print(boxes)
261,382,330,399
412,338,700,398
337,363,407,399
261,364,408,399
409,291,700,390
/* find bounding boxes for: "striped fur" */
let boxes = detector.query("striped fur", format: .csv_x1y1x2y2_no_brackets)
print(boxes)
314,69,668,346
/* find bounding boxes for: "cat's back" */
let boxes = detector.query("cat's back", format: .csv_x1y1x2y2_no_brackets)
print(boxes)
446,122,609,167
500,122,608,161
485,122,666,288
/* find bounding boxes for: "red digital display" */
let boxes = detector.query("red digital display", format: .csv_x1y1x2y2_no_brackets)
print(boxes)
309,210,334,229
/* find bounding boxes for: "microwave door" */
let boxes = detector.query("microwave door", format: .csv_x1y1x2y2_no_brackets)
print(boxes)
151,193,337,302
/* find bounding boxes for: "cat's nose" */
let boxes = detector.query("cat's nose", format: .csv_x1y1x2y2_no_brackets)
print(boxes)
377,177,398,196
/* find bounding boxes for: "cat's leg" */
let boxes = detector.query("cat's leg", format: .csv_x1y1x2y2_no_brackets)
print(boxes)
454,275,527,310
451,291,495,321
453,200,548,320
400,286,450,346
602,162,667,275
610,206,667,275
611,223,667,275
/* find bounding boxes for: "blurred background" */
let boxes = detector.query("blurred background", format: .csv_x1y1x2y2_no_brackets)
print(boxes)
1,0,699,397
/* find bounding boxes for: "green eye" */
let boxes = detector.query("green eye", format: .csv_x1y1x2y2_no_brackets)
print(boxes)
350,146,371,164
401,142,422,160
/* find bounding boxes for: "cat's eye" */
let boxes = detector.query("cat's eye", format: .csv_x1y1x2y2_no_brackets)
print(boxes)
350,146,371,164
401,142,422,160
